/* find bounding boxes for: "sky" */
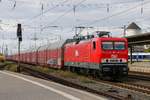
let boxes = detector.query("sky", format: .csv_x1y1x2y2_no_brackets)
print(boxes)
0,0,150,54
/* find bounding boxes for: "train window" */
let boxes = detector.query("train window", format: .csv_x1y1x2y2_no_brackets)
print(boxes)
133,55,136,59
143,55,146,59
93,41,96,49
114,42,125,50
102,42,113,50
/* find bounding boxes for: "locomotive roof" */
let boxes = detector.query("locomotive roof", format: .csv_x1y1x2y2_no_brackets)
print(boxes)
100,37,127,41
66,37,127,44
66,32,126,44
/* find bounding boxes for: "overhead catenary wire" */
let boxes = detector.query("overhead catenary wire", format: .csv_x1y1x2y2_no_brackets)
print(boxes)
1,0,146,28
30,0,69,20
26,0,147,30
42,0,88,30
118,7,150,25
1,0,150,37
28,0,145,23
81,0,150,26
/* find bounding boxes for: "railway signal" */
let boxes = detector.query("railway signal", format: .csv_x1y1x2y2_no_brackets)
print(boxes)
17,23,22,72
17,24,22,42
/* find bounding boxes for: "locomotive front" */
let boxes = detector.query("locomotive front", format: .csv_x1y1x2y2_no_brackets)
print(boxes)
100,38,128,79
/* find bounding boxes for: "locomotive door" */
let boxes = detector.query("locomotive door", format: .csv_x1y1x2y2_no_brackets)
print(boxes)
91,41,97,62
90,40,99,69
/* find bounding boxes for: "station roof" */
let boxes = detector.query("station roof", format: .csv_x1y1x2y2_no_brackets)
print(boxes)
126,32,150,46
126,22,141,30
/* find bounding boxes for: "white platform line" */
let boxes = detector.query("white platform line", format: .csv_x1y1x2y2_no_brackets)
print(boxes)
0,71,80,100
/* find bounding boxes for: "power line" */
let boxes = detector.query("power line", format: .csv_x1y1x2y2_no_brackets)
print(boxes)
30,0,69,20
24,0,144,29
111,0,143,5
135,16,150,23
42,0,88,30
6,0,147,34
81,0,150,26
29,0,144,21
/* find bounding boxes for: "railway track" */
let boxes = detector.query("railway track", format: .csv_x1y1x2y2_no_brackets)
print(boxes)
93,78,150,96
128,71,150,81
115,82,150,95
21,66,126,100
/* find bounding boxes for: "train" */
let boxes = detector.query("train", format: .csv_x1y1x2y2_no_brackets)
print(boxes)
128,53,150,62
7,31,128,80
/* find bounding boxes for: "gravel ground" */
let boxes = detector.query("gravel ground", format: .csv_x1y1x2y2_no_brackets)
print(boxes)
50,73,150,100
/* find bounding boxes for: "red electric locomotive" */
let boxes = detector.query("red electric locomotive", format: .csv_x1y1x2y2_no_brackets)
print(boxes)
64,31,128,79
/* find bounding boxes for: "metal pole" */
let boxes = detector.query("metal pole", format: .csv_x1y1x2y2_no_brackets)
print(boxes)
17,23,22,72
17,40,21,72
130,46,133,64
123,25,126,37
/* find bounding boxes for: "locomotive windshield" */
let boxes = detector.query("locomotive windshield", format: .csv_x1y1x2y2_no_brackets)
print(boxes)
102,42,113,50
114,42,125,50
102,41,125,50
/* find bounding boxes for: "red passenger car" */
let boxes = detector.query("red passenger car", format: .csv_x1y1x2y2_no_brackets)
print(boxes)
47,41,64,69
36,41,65,69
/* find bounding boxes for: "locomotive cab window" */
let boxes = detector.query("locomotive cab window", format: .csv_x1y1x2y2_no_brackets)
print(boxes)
93,41,96,49
102,41,125,50
102,42,113,50
114,42,125,50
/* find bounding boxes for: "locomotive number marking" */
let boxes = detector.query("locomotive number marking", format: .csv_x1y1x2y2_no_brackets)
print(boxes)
111,54,118,58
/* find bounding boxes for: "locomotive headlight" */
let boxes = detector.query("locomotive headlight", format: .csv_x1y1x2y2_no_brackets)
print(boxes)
101,59,106,63
101,59,109,63
122,58,127,63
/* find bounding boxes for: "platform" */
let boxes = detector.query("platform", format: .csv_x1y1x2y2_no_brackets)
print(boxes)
129,62,150,73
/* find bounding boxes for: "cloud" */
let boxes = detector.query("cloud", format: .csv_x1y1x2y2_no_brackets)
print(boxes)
0,0,150,54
